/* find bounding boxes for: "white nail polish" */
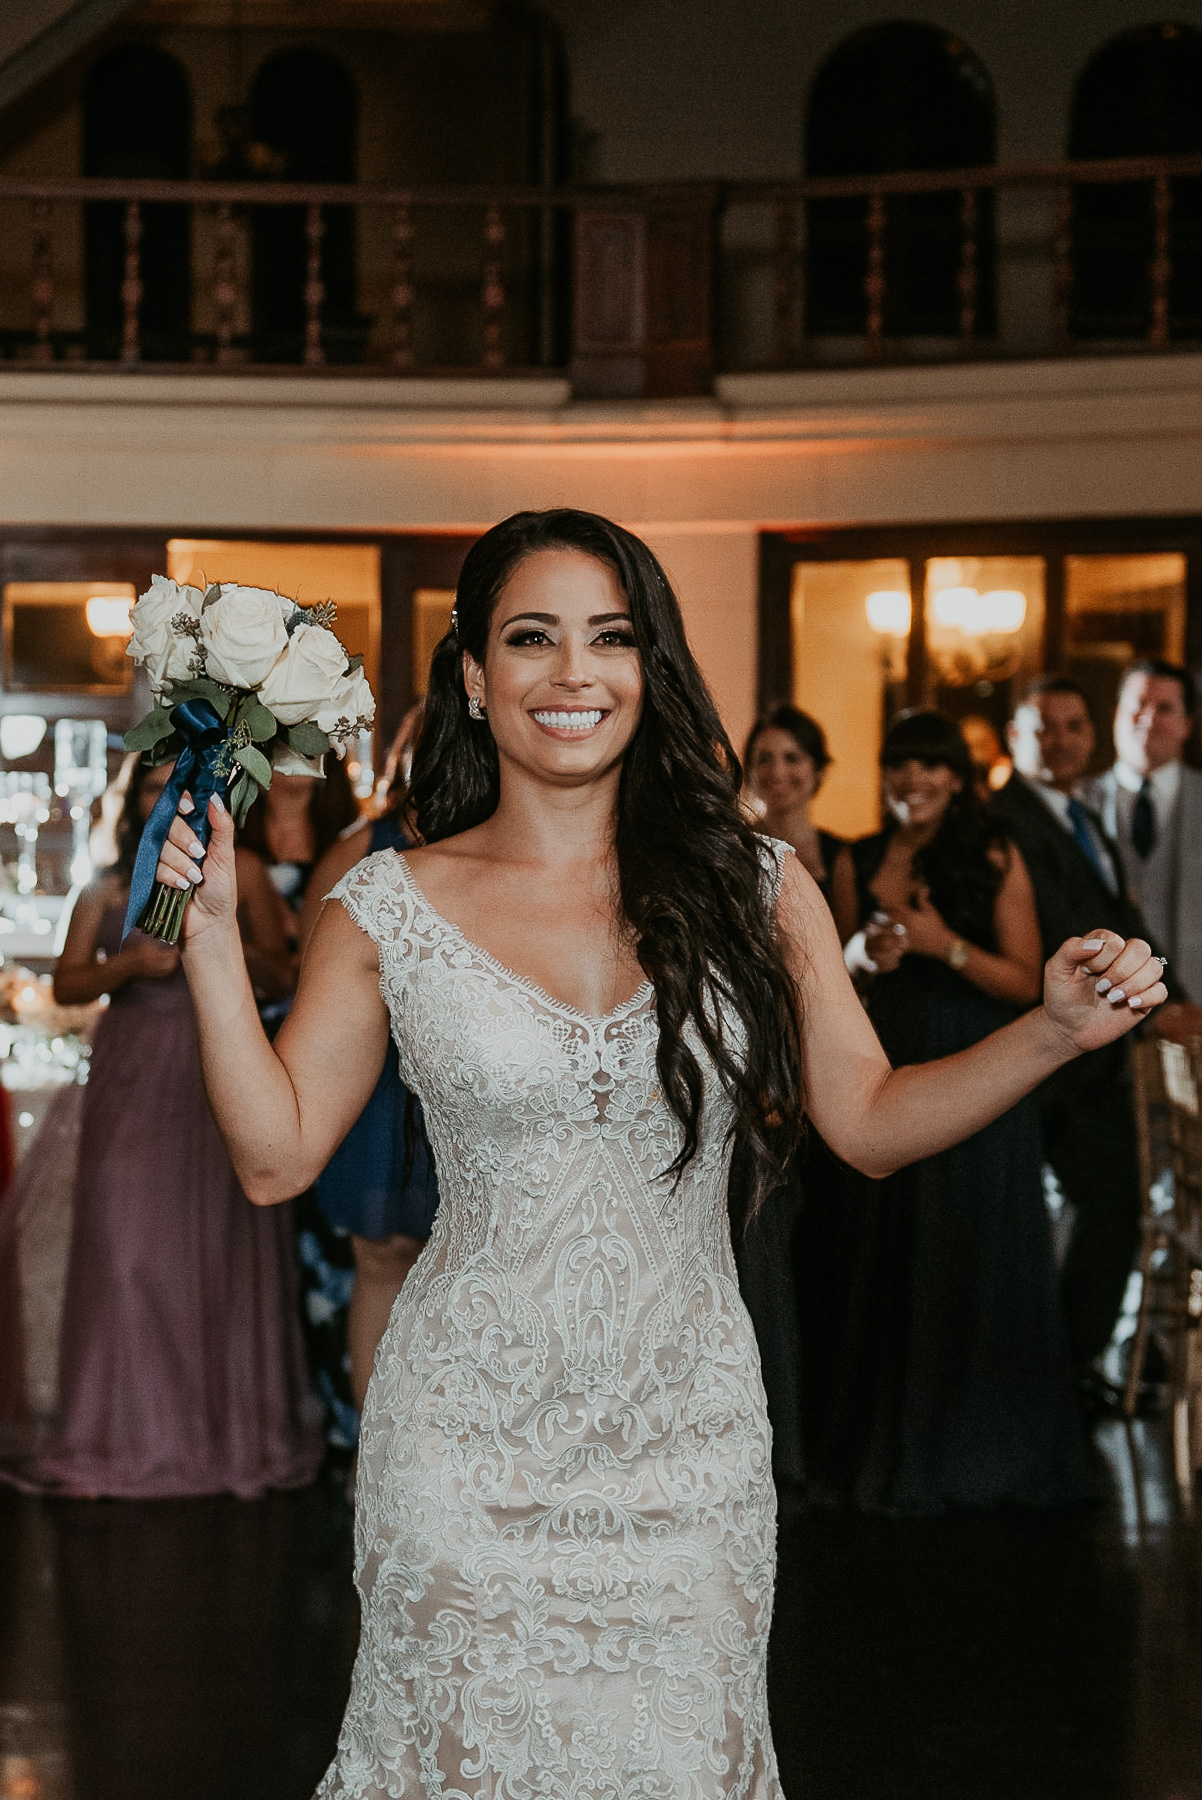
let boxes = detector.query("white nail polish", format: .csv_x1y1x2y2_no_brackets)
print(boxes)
1082,939,1104,952
1108,988,1126,1003
1128,995,1144,1008
1095,977,1111,994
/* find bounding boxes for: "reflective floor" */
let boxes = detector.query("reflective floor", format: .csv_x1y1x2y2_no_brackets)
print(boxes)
2,1422,1200,1800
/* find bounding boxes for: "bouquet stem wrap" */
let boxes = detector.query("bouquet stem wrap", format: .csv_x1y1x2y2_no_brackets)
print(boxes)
122,698,229,945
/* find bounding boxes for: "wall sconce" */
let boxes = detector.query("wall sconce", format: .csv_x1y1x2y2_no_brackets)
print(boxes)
866,590,911,685
85,594,134,639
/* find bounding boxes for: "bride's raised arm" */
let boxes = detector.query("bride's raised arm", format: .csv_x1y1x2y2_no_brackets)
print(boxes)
777,853,1167,1178
158,792,389,1204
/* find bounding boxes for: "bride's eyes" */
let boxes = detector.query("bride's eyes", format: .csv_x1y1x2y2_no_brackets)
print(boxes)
501,626,637,649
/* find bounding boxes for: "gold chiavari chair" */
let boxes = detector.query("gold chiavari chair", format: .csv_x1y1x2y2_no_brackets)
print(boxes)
1124,1034,1202,1497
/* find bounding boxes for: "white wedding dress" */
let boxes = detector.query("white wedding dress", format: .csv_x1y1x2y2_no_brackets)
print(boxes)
316,844,787,1800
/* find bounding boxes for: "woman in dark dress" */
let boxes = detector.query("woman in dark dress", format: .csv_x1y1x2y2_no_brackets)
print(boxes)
735,706,855,1485
816,711,1092,1513
744,704,857,937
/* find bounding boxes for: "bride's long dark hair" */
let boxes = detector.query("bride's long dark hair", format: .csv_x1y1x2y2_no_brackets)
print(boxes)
410,508,804,1205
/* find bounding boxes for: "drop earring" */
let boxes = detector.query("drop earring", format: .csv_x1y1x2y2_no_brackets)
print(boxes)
468,695,486,721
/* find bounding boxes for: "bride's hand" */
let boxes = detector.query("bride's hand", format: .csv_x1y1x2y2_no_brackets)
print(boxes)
1042,929,1167,1055
156,793,238,943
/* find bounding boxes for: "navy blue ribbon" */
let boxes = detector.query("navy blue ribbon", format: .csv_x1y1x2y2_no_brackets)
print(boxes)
122,697,229,942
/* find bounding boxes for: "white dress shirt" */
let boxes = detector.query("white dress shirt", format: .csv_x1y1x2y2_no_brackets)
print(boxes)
1109,759,1182,957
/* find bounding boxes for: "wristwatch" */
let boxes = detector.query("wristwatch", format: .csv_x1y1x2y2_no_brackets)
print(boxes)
943,936,970,971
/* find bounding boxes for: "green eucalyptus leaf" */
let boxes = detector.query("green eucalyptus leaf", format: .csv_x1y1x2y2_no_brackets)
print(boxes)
229,770,256,827
124,708,174,752
233,743,273,787
237,698,278,742
163,676,236,715
344,653,364,675
145,734,182,768
287,722,330,757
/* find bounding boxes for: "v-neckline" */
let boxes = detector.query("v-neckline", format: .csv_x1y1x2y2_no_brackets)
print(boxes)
389,850,655,1028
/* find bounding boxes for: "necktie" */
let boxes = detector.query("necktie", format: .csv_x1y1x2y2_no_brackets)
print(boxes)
1131,779,1156,859
1067,798,1107,881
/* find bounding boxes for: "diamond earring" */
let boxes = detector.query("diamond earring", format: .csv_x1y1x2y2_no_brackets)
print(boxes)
468,695,486,721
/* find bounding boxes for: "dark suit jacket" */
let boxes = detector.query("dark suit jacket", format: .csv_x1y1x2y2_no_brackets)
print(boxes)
990,773,1180,1104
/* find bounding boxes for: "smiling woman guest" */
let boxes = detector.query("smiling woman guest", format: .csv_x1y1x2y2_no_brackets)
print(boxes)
151,513,1164,1795
745,705,857,939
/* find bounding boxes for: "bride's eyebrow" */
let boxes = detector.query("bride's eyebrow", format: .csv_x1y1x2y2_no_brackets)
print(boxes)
497,610,632,629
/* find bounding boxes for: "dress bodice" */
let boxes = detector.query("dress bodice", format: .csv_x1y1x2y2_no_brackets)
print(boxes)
331,847,778,1287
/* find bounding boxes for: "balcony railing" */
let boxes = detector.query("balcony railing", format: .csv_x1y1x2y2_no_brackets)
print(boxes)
0,154,1198,396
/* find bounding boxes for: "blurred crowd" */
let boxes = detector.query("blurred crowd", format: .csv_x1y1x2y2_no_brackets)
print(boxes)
0,655,1198,1515
740,656,1202,1510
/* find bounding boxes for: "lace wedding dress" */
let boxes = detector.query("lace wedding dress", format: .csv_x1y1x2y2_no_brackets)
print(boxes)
317,844,788,1800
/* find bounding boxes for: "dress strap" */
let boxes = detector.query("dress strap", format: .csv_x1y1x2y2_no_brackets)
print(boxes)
756,834,793,911
327,848,408,946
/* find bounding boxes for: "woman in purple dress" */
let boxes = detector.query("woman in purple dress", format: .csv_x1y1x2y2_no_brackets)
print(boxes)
14,757,322,1499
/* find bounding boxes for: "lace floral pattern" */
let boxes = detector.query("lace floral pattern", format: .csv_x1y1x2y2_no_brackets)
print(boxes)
316,844,790,1800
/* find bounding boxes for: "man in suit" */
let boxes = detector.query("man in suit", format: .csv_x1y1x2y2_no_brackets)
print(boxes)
994,677,1199,1389
1086,659,1202,1006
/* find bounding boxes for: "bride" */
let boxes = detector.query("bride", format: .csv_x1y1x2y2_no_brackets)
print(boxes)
156,509,1164,1800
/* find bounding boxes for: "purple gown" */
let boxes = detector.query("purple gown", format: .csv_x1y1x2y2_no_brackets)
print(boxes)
18,905,322,1499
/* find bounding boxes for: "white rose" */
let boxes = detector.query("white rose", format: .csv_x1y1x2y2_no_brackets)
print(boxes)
127,576,203,694
257,625,350,725
314,667,376,751
198,585,290,689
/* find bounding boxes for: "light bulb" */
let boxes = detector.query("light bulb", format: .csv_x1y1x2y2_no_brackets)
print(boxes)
865,591,911,635
0,715,47,760
85,595,134,639
979,590,1027,633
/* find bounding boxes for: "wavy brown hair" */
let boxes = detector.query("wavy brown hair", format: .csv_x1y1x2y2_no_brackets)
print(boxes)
410,508,804,1206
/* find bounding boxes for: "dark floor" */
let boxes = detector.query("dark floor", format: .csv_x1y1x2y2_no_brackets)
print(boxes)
2,1422,1201,1800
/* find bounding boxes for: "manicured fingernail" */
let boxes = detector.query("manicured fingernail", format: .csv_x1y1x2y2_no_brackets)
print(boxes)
188,840,204,860
178,794,194,815
187,865,203,884
1128,994,1145,1008
1082,939,1103,952
1108,988,1126,1003
1095,977,1112,994
174,873,190,890
211,792,225,813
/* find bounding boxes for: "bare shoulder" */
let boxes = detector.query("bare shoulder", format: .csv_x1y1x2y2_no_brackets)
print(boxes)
314,822,374,892
774,849,833,946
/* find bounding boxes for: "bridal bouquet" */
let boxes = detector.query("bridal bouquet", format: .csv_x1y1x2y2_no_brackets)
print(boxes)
121,575,375,944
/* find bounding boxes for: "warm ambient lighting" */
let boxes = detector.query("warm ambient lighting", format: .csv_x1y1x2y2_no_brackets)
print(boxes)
931,587,1028,635
0,715,47,760
85,594,134,639
865,590,912,635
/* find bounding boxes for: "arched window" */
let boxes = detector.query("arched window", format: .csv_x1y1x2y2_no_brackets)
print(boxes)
83,44,191,361
1069,23,1202,340
804,22,996,339
249,49,363,364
